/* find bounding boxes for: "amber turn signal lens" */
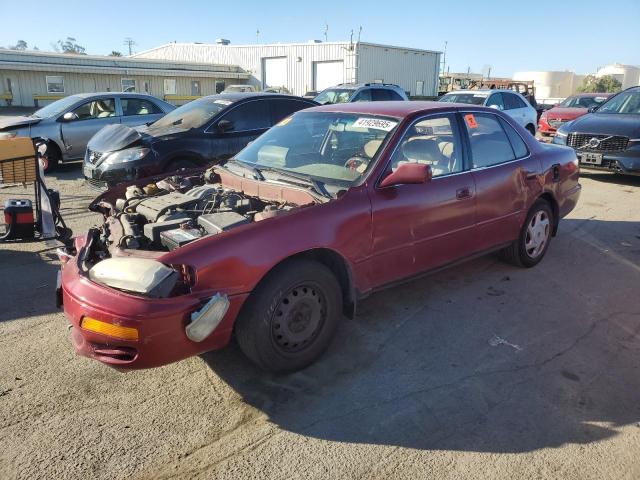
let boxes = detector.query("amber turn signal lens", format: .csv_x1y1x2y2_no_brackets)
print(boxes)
81,317,139,341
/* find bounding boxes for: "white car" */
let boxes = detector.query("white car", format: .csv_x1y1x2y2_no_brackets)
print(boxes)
439,89,538,135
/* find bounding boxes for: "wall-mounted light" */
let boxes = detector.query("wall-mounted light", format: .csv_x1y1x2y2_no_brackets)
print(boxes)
296,56,302,62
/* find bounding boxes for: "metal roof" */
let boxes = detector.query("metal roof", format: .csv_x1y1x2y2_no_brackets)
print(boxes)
0,49,249,79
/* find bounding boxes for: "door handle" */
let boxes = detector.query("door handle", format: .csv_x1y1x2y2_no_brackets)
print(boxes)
456,187,472,200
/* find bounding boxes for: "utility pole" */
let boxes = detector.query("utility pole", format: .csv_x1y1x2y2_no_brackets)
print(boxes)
441,40,448,75
123,37,136,56
324,22,328,42
256,29,260,44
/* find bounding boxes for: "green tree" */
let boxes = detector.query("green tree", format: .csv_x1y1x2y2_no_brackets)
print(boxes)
577,74,622,93
109,51,122,57
9,40,28,50
57,37,86,55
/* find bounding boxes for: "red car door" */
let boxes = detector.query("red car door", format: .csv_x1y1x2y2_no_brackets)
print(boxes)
367,113,477,288
461,112,543,253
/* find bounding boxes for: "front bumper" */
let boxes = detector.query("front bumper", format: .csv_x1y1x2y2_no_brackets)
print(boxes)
83,154,160,190
59,238,248,370
576,149,640,176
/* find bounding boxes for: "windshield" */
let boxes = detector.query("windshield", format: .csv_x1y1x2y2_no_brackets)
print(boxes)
150,97,232,130
596,91,640,114
314,89,355,105
439,93,487,105
32,95,82,118
234,112,399,185
558,95,608,109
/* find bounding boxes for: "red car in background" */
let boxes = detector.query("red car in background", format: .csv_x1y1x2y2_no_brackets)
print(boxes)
58,102,581,373
539,93,611,135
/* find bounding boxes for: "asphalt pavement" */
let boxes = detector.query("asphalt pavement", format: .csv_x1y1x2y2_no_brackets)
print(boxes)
0,161,639,480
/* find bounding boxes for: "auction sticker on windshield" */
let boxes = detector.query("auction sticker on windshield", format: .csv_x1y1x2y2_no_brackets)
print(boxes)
353,117,398,132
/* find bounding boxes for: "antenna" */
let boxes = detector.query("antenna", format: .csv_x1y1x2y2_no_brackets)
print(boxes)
123,37,136,56
324,22,328,42
357,26,362,43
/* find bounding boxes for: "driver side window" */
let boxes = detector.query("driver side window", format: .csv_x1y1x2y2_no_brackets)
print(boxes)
71,99,116,120
389,115,462,177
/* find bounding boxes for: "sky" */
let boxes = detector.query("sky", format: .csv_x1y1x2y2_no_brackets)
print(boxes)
1,0,639,77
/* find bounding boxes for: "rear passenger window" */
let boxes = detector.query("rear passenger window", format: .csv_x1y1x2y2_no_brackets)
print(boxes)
387,90,404,101
121,98,163,116
270,99,312,125
486,93,504,110
499,117,529,158
504,93,527,110
372,89,392,101
464,113,516,168
389,114,462,177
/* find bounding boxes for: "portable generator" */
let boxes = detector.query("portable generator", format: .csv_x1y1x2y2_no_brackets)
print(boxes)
0,137,69,244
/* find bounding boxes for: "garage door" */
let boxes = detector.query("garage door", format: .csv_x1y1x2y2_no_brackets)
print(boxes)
314,61,344,91
263,57,288,90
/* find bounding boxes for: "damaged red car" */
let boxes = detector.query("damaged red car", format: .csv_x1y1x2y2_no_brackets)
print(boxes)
58,102,581,372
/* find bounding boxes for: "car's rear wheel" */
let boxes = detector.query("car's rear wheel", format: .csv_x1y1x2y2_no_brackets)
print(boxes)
235,259,342,373
501,199,553,268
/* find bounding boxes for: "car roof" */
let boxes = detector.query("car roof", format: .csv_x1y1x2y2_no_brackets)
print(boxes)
571,92,612,97
324,83,401,91
306,100,486,118
444,89,515,95
72,92,165,99
200,92,313,102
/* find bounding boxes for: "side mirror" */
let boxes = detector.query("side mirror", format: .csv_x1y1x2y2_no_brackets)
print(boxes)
587,105,599,113
217,119,234,132
379,162,432,188
62,112,78,122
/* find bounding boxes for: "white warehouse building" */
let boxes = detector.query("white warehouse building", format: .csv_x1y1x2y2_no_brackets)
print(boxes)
133,40,442,97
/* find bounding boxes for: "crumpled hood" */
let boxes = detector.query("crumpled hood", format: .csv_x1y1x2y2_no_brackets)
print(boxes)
88,122,187,153
0,115,40,130
88,124,145,153
566,113,640,138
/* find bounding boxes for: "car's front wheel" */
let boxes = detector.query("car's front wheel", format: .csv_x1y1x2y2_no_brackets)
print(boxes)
235,259,342,373
501,199,553,268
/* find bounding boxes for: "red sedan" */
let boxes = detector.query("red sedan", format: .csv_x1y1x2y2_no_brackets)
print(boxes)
539,93,611,135
58,102,581,372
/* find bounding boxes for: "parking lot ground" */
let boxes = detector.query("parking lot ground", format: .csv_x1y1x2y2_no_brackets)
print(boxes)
0,163,639,480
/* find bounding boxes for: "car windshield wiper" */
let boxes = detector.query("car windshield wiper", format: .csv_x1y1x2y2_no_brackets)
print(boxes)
255,166,331,198
224,159,264,180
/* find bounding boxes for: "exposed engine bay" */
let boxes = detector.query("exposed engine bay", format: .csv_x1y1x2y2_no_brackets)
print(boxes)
91,167,310,257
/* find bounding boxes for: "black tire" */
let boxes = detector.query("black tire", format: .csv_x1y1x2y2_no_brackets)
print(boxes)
501,199,554,268
43,148,60,173
235,259,342,373
525,124,536,136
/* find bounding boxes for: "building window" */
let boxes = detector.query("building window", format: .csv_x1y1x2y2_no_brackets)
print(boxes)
191,80,201,96
215,80,225,94
121,79,136,92
164,79,177,95
46,75,64,93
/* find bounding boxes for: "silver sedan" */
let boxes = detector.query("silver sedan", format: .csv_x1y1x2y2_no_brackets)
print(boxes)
0,92,174,170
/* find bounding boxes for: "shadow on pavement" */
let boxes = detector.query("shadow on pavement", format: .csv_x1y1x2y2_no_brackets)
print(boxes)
202,218,640,453
0,247,61,323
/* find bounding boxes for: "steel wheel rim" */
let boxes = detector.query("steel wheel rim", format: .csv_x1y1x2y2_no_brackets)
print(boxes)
271,283,327,353
525,210,550,258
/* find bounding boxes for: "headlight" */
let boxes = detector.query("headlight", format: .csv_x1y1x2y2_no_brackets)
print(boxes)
103,147,150,164
0,131,17,140
553,130,568,145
